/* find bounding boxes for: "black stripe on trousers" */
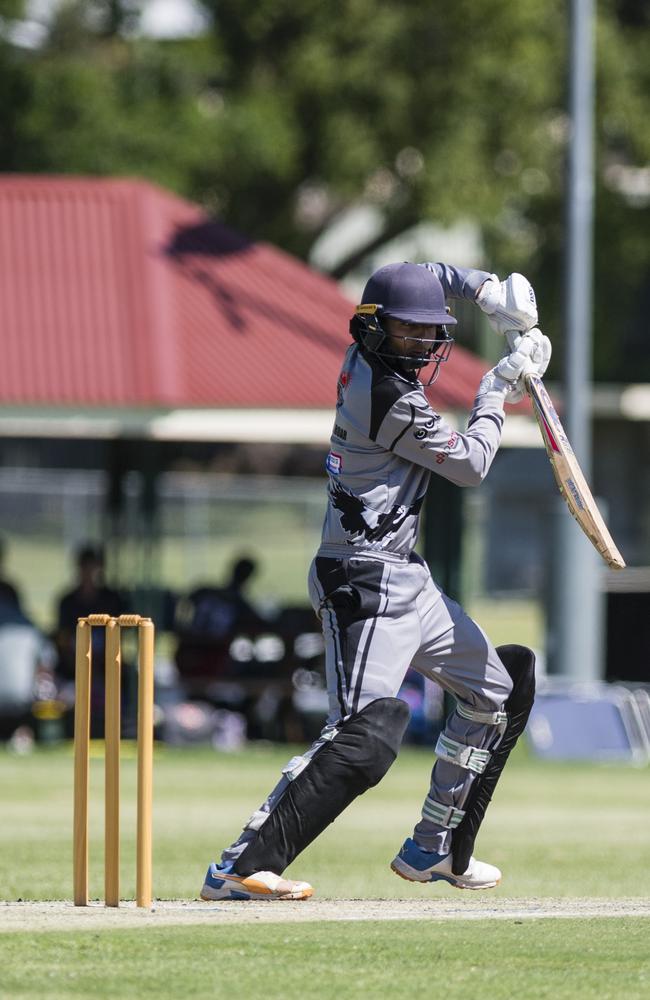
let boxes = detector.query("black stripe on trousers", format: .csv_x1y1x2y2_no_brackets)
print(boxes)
324,603,347,716
315,556,385,719
351,615,378,714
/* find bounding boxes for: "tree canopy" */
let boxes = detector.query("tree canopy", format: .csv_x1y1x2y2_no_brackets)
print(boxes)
0,0,648,378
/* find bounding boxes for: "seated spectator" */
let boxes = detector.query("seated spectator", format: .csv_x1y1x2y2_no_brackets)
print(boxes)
174,556,265,696
0,583,56,747
54,543,126,681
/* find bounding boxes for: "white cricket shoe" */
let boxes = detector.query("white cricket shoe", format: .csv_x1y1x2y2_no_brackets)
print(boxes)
201,862,314,901
391,838,501,890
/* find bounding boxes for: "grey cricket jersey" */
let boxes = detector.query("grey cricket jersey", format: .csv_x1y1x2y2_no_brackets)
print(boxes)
319,362,506,567
319,346,506,560
318,262,503,561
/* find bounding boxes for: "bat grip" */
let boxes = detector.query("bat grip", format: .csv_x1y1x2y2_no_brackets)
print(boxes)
504,330,536,393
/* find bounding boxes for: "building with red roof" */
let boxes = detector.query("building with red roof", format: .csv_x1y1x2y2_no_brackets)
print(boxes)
0,175,534,445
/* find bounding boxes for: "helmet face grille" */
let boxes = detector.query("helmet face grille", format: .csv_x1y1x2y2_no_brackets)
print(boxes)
383,329,454,385
351,310,454,385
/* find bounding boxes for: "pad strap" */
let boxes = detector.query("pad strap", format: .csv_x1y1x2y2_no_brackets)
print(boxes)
435,734,491,774
457,703,507,726
422,795,465,829
242,727,339,833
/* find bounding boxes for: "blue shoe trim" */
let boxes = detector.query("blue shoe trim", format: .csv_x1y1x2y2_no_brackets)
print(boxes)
426,872,456,886
205,861,234,886
229,890,250,900
398,838,448,872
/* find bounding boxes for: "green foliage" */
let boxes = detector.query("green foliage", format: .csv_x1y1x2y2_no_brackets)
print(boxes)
197,0,567,263
0,4,216,190
14,46,211,192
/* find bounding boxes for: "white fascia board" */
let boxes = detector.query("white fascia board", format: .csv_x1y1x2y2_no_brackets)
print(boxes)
0,406,542,446
148,408,335,443
149,408,542,445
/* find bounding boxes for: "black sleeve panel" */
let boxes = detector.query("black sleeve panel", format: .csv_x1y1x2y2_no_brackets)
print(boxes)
368,361,418,442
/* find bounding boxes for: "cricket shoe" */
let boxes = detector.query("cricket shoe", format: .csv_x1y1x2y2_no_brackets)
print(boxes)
200,862,314,901
390,837,501,890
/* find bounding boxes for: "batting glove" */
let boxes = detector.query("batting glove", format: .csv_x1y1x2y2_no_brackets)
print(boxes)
478,328,551,402
476,273,538,337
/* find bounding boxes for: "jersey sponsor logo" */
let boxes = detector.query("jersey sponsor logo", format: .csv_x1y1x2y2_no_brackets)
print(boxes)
326,452,342,475
434,432,458,463
329,480,424,544
333,422,348,440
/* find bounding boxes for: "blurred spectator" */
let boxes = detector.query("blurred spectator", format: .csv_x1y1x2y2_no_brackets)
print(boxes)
174,556,266,697
54,543,126,682
0,535,21,610
0,582,57,750
53,543,128,736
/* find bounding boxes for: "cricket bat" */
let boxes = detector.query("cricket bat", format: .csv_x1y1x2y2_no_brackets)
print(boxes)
521,369,625,570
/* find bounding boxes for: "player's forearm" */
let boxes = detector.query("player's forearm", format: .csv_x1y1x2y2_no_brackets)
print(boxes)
426,391,505,486
432,433,501,486
421,262,493,303
378,393,504,486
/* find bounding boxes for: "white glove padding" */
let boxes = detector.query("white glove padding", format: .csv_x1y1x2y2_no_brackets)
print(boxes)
499,328,551,380
477,328,551,402
476,272,538,336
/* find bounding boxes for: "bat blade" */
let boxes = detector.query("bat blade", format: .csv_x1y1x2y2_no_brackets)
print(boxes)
525,372,625,570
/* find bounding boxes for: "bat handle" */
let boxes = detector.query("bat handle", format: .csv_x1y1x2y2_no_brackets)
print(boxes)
505,330,520,352
504,330,537,394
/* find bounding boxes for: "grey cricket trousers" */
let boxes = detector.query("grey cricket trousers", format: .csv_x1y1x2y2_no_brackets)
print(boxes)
308,551,513,856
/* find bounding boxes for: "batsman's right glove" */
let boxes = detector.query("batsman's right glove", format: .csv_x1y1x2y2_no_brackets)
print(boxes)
477,328,551,402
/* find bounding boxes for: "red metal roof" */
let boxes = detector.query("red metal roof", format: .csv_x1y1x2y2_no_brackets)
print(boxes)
0,176,493,412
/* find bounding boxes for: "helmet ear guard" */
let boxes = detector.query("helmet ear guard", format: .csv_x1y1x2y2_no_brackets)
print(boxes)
349,303,386,354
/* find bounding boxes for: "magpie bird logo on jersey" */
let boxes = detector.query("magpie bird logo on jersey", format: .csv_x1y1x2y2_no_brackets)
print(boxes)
329,480,423,544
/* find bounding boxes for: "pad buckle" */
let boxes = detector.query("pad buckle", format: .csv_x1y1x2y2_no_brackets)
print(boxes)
421,795,466,829
457,703,508,726
435,734,491,774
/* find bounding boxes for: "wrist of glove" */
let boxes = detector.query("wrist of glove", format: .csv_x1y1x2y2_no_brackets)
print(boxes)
476,272,538,336
477,328,551,403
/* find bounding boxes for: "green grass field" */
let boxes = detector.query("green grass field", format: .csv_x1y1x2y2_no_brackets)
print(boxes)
2,920,649,1000
1,743,649,998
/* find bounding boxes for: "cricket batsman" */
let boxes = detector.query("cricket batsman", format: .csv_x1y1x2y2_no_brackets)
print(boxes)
201,261,550,900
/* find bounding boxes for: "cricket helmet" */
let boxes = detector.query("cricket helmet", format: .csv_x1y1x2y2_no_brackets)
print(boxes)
350,262,455,384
